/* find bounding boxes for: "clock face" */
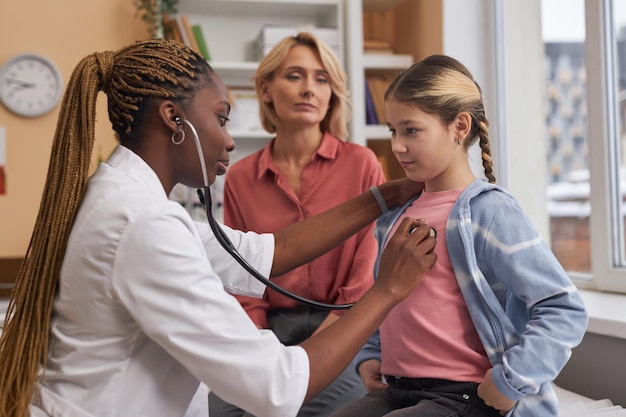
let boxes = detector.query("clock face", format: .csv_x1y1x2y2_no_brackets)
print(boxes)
0,54,63,118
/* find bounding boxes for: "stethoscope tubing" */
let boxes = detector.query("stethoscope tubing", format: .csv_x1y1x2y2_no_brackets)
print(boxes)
184,118,353,310
198,187,354,310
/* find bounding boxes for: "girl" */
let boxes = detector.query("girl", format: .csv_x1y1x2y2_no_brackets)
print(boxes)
330,55,588,417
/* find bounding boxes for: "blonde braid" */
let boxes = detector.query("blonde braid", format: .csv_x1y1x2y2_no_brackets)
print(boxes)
476,117,496,183
0,38,211,417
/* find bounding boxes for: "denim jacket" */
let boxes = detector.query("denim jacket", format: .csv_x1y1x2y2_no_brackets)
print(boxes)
356,179,588,417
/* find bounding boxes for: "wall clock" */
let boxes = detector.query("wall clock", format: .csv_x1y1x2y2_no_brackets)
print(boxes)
0,53,64,118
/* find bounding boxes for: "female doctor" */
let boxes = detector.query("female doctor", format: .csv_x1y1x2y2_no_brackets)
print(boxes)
0,39,437,417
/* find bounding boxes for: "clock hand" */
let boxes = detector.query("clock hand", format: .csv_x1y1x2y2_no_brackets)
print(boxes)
5,78,36,89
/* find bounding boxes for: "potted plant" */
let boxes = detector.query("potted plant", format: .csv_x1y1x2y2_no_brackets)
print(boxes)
134,0,180,38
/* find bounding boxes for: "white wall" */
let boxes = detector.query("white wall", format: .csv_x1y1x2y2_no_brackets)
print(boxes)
442,0,549,241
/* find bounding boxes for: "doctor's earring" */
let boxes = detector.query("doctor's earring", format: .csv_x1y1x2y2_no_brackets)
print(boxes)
171,129,185,145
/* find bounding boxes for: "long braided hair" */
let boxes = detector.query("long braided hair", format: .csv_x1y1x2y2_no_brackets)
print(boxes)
0,38,213,417
385,54,496,183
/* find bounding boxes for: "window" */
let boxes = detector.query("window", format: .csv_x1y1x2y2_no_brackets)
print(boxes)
542,0,626,293
543,0,590,275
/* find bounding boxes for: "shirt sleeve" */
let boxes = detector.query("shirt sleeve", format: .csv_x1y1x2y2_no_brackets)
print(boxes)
475,194,588,401
333,162,386,310
111,206,308,417
355,329,382,374
194,219,274,298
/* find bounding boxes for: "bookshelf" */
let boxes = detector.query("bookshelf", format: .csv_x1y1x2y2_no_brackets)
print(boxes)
178,0,342,81
175,0,443,182
346,0,443,178
177,0,342,149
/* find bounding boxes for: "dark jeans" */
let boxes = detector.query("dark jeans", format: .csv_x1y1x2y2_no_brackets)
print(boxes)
329,377,502,417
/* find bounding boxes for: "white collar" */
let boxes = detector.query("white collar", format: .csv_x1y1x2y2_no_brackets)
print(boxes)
105,145,168,199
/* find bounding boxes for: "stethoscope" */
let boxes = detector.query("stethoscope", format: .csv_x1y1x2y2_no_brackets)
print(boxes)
183,118,354,310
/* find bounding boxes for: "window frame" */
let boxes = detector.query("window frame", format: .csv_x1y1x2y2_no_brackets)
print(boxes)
584,0,626,293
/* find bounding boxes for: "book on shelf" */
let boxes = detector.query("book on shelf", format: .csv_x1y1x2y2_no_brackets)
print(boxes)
176,14,201,55
192,24,211,61
161,13,210,60
366,75,388,124
162,13,182,43
364,78,378,125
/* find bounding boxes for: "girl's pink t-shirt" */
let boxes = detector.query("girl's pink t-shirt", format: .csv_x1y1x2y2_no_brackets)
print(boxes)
380,187,491,383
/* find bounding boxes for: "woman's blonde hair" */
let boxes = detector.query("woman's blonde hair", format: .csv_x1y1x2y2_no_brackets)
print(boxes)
253,32,351,140
385,54,496,183
0,38,214,417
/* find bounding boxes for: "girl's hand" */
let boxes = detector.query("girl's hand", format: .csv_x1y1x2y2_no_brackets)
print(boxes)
477,368,516,416
358,359,388,393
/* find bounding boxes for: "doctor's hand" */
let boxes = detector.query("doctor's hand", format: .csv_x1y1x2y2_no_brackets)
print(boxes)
376,178,425,210
477,368,516,416
358,359,387,393
375,217,437,303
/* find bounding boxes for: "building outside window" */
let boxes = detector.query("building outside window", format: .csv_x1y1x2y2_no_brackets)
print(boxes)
542,0,626,293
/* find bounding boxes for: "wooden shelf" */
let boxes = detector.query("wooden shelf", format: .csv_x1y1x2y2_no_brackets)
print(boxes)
228,130,273,140
362,0,405,12
210,61,258,73
210,61,258,86
363,53,413,70
364,124,390,140
182,0,340,18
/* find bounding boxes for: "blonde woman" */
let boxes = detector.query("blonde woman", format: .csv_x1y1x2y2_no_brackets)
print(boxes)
211,32,385,417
